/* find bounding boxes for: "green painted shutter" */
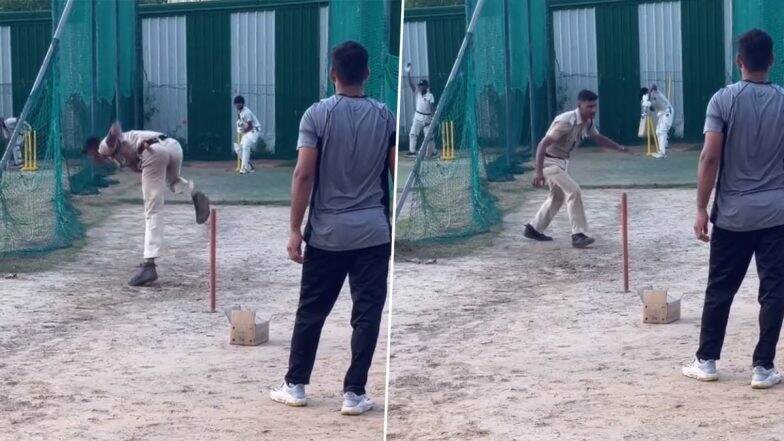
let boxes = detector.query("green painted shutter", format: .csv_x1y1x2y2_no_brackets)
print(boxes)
425,13,464,101
275,5,319,159
10,20,50,115
681,0,724,141
186,12,231,160
595,2,639,143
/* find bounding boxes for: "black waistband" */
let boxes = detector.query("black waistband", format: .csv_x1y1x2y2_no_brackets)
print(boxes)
545,153,567,160
416,111,432,116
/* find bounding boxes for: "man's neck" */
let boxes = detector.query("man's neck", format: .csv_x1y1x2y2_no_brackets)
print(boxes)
336,84,365,97
742,70,770,83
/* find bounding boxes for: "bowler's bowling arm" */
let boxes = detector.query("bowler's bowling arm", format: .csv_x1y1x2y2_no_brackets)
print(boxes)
591,133,628,153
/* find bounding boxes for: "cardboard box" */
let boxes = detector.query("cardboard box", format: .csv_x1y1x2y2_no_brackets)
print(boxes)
640,287,681,324
226,308,269,346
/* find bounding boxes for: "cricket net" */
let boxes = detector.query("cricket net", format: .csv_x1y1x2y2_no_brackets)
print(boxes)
395,0,541,245
328,0,399,111
0,0,136,258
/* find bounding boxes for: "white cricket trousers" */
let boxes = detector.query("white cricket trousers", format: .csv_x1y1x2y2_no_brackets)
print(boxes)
141,138,192,259
10,133,24,165
529,158,588,235
234,130,260,172
409,113,433,154
656,107,674,156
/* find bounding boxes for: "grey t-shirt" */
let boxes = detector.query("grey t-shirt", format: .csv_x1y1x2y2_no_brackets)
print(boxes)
297,95,396,251
704,81,784,231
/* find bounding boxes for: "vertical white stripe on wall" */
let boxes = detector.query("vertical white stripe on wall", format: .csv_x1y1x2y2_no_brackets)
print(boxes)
319,5,329,98
724,0,733,83
400,21,429,136
552,8,599,124
231,10,276,153
638,1,684,137
142,16,188,142
0,26,12,117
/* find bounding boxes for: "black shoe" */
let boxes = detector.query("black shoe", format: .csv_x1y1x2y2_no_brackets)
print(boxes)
129,261,158,286
571,233,595,248
405,151,417,157
192,191,210,225
524,224,553,241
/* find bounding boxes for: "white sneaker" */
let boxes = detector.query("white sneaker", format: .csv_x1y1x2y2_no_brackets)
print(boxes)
652,152,666,159
751,366,782,389
682,358,719,381
270,382,307,407
341,392,374,415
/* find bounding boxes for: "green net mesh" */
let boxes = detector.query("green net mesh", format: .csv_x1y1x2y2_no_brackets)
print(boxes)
732,0,784,84
396,0,535,244
328,0,398,110
0,0,134,257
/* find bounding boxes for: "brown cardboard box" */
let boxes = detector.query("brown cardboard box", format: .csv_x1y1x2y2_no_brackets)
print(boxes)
640,288,681,324
227,308,269,346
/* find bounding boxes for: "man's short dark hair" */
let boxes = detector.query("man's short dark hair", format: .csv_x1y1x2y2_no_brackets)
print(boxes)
83,136,100,154
639,87,649,100
331,41,369,86
233,95,245,105
577,89,598,102
737,29,774,72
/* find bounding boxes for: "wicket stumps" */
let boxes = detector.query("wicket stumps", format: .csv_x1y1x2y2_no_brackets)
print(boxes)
440,120,455,161
22,130,38,172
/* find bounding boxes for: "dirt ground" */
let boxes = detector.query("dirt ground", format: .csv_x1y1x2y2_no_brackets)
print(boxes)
388,165,784,438
0,163,387,440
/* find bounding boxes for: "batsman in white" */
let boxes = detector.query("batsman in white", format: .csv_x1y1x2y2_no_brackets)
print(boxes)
639,84,674,158
95,122,211,286
0,116,29,168
233,95,261,174
405,62,435,157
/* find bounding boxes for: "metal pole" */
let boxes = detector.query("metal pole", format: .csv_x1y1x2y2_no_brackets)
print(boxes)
91,2,97,135
622,192,629,293
526,0,537,152
114,0,121,125
502,0,513,174
0,0,76,176
395,0,488,216
209,208,217,313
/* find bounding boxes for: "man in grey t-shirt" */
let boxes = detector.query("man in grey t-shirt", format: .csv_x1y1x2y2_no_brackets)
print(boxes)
270,41,396,415
683,29,784,389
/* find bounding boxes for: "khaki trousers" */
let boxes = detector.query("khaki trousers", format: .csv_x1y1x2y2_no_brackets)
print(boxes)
529,158,588,235
141,138,192,259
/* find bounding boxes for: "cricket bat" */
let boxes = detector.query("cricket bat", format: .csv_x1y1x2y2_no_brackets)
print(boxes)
638,115,647,138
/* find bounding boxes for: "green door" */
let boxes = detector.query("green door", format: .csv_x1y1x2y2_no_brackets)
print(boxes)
275,5,319,159
595,2,640,144
681,0,724,141
187,12,231,160
11,19,50,115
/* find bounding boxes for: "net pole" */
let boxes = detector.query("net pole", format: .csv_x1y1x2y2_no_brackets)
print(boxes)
395,0,488,215
502,0,513,173
91,3,97,135
526,0,537,152
114,0,121,125
0,0,76,176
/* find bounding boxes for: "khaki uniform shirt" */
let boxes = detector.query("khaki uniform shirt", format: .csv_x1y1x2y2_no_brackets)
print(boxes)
544,108,599,160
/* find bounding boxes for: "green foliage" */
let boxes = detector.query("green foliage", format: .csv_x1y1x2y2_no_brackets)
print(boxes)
406,0,463,8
